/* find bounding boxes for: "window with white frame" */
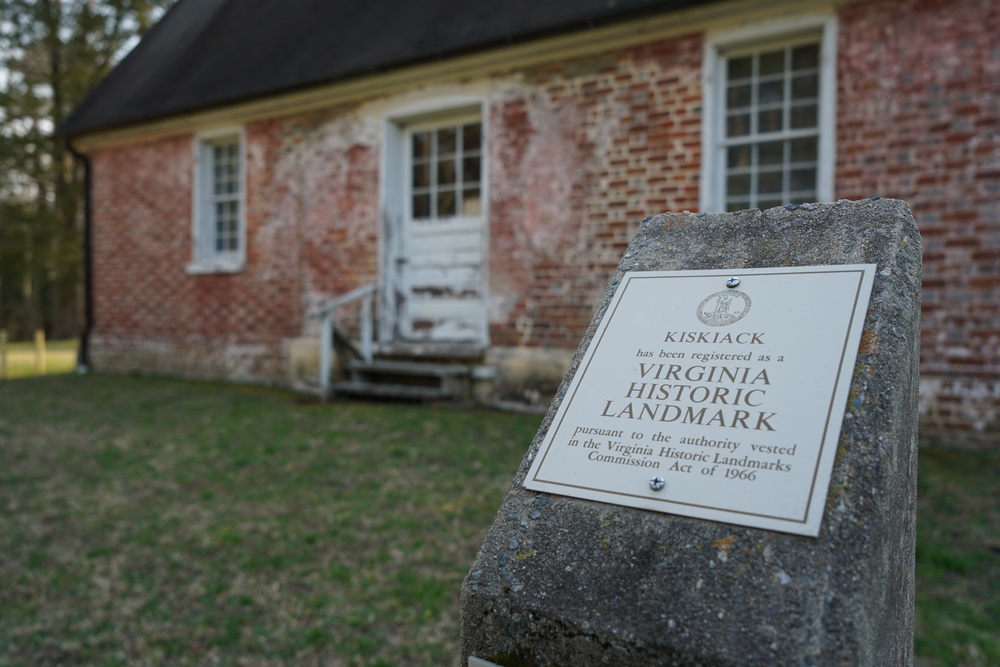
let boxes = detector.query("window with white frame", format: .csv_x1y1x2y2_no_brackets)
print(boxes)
702,18,836,212
408,120,482,219
191,131,245,272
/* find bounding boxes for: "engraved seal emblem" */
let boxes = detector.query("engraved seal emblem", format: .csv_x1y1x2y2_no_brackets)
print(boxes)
697,290,751,326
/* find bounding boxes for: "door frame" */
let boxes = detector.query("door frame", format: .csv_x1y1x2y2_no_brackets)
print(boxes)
380,94,490,348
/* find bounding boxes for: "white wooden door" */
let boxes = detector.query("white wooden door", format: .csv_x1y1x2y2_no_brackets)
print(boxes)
397,119,486,343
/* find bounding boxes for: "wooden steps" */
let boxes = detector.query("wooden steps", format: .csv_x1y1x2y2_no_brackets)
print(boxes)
331,359,473,402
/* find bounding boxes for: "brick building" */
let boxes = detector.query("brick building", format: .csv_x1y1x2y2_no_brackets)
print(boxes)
62,0,999,446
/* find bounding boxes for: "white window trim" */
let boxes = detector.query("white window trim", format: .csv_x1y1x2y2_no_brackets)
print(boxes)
379,95,490,346
187,126,247,274
700,14,838,213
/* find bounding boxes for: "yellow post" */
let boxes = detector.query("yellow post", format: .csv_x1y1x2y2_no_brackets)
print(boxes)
0,329,7,380
35,329,46,375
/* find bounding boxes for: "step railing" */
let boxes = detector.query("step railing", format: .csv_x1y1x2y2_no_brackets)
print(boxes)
309,283,378,394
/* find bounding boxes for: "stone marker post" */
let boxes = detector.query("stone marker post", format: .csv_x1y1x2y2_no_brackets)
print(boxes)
461,199,921,666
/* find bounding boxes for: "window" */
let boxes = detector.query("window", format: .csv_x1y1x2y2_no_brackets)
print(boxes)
722,41,821,211
190,130,245,273
701,17,836,212
408,120,482,219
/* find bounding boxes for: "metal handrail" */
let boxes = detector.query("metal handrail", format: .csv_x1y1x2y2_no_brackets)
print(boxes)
310,283,378,394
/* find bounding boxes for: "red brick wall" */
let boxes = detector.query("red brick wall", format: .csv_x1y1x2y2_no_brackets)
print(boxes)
488,35,703,348
260,110,380,306
87,0,999,443
89,110,380,382
88,35,704,381
837,0,1000,445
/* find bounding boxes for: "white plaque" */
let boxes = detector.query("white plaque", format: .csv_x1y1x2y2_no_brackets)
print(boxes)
524,265,877,536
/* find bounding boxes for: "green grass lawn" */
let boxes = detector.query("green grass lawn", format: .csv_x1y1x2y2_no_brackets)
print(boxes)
1,338,78,379
0,375,996,666
915,448,1000,666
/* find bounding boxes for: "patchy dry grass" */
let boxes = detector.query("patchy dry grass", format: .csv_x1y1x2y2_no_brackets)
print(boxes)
0,374,995,666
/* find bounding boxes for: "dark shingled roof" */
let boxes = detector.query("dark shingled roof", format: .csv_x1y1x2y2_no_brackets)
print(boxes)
61,0,720,137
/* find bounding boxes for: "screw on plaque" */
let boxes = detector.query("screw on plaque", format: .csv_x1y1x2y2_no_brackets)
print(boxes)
726,277,741,288
649,476,665,491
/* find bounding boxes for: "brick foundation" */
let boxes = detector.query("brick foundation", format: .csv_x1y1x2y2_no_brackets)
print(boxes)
90,334,287,385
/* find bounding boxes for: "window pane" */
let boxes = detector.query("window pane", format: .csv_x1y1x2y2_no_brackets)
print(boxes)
727,113,751,137
215,201,238,252
727,173,751,196
758,80,784,105
412,193,431,219
412,132,430,159
437,189,456,217
790,167,817,192
790,137,817,163
727,145,751,169
727,84,752,109
462,123,481,151
759,49,785,75
409,121,483,221
199,136,242,261
215,202,229,226
212,144,239,196
412,163,430,188
214,167,235,194
437,128,456,155
792,44,819,70
758,170,783,194
792,192,816,204
717,40,824,211
217,229,237,252
462,187,481,215
792,74,818,100
758,108,783,133
759,140,784,165
462,156,481,183
728,55,752,80
437,158,456,185
791,104,818,129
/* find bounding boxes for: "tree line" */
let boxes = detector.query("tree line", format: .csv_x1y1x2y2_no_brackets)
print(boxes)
0,0,172,340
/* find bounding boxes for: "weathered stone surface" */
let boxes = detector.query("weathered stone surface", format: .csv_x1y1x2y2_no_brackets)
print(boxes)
461,199,921,666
